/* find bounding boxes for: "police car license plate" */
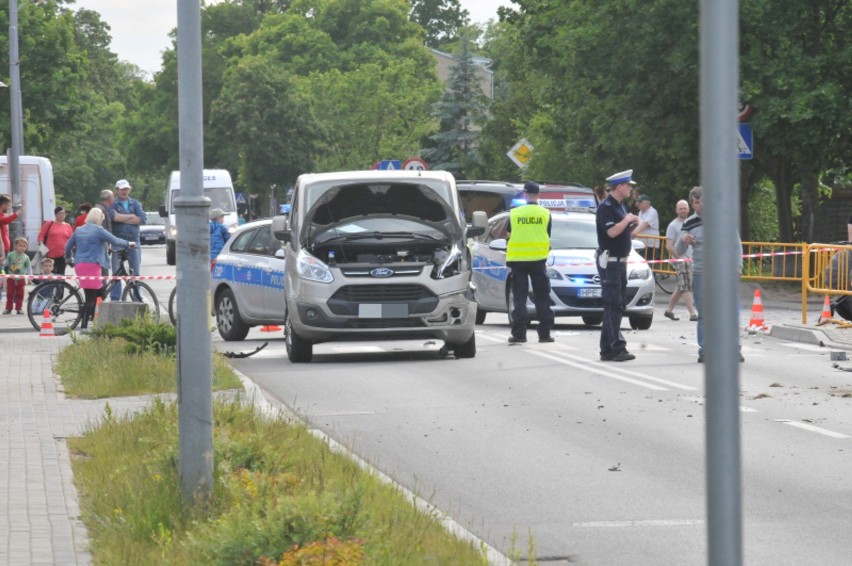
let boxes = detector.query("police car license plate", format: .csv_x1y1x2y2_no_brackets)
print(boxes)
358,304,408,318
579,288,602,298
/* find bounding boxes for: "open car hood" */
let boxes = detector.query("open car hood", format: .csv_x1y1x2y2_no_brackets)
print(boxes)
303,181,461,244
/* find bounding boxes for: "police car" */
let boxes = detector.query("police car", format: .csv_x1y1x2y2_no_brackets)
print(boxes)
470,210,655,329
211,219,287,340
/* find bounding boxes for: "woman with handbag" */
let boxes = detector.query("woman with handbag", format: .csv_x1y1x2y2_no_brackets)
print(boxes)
37,206,73,275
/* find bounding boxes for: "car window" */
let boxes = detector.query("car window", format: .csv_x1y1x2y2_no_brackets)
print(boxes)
459,191,515,223
230,228,257,253
485,217,510,243
550,218,599,249
246,225,275,255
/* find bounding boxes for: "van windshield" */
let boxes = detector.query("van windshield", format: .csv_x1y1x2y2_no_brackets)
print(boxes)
170,188,235,213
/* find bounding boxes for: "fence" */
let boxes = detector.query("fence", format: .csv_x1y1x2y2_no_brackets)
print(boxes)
642,236,852,324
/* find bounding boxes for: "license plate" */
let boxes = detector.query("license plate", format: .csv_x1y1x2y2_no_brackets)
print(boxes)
579,288,602,298
358,303,408,318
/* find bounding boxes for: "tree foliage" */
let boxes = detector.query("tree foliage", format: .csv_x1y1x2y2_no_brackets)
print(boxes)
409,0,469,48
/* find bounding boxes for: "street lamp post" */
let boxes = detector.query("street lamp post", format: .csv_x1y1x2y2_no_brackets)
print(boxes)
7,0,25,241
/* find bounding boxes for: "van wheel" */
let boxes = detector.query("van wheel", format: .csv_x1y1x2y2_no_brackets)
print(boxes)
166,241,176,265
448,333,476,359
285,309,313,363
215,289,250,341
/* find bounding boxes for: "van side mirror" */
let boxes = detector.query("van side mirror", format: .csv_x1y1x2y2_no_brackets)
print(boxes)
467,210,487,238
158,205,167,218
271,214,291,242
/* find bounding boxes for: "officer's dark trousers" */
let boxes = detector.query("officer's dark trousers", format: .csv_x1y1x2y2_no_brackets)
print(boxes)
509,260,554,339
598,261,627,356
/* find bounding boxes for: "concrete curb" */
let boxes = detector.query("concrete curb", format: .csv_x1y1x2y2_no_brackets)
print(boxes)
769,324,852,351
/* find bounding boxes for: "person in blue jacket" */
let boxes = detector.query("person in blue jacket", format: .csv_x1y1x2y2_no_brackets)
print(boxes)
210,208,230,263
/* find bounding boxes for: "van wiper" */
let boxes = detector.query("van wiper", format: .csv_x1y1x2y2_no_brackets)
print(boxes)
318,231,442,244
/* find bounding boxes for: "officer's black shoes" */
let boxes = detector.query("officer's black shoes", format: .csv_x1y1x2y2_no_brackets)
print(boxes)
538,336,555,343
611,350,636,362
602,350,635,362
508,335,527,344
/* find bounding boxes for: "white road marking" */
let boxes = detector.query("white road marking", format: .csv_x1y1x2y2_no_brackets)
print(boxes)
573,519,703,528
530,350,697,391
529,350,667,391
775,420,850,439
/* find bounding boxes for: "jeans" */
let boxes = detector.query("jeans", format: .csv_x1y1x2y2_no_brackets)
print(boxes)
693,273,704,355
110,244,141,300
598,261,628,356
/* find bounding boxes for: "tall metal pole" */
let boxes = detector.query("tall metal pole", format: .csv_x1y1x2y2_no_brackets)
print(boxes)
700,0,743,564
176,0,213,501
8,0,25,241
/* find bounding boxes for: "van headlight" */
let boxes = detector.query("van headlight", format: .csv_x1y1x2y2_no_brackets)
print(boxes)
296,250,334,283
431,244,465,279
629,267,652,280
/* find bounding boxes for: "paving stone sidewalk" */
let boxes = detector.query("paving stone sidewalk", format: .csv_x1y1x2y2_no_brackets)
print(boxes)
0,328,159,566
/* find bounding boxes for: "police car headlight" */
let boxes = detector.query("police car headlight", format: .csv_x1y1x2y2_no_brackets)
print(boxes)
296,250,334,283
546,268,563,280
629,267,652,280
431,244,464,279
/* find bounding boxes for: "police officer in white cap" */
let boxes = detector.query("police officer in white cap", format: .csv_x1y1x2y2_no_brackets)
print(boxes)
595,169,639,361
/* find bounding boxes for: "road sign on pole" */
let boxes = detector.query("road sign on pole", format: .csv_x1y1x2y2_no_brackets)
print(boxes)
507,139,533,169
377,160,402,170
737,124,753,160
402,157,428,171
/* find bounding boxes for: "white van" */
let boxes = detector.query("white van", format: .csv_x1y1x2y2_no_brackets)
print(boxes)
160,169,238,265
0,155,56,254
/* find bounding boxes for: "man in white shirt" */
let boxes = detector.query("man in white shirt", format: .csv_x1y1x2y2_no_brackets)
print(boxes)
633,194,660,261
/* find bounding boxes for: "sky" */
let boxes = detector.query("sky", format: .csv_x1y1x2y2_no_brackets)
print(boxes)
73,0,513,75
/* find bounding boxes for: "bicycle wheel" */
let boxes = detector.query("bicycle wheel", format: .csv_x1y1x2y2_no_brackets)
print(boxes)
121,281,161,323
168,286,177,325
27,281,84,332
654,272,676,295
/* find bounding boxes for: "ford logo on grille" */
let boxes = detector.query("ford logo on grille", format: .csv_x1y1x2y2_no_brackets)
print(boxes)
370,267,394,278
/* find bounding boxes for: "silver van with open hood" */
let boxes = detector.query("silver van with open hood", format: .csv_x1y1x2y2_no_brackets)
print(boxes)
273,170,486,362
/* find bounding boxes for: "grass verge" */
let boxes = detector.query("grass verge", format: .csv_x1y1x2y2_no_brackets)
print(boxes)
61,320,490,564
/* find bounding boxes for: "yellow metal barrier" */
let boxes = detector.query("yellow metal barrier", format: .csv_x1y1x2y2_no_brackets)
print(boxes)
638,236,852,324
803,243,852,324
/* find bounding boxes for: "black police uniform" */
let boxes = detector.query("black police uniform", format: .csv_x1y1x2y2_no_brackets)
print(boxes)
595,194,633,358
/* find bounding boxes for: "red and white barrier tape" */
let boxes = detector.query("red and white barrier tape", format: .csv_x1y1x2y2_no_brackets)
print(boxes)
0,273,176,281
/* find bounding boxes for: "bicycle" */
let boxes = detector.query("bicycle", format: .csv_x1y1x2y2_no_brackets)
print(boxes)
26,248,160,332
654,270,676,294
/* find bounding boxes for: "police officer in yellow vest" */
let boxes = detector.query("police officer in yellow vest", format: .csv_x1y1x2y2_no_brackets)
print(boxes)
506,181,555,344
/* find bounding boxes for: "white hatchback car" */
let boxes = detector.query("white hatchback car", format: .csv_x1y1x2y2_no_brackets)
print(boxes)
211,219,287,341
470,210,655,329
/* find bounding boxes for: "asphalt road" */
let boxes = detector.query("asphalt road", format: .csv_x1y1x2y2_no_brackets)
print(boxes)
142,245,852,565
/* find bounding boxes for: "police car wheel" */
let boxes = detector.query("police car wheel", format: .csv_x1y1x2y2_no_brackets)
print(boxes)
582,314,603,326
475,308,487,325
216,289,250,341
505,286,533,328
285,309,313,363
628,314,653,330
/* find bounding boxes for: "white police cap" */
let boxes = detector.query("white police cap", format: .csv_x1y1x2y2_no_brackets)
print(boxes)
605,169,637,186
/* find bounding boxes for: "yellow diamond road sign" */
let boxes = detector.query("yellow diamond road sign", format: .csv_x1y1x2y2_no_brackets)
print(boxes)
507,139,533,168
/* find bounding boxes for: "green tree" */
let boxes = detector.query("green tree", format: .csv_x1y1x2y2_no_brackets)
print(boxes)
409,0,469,48
421,33,489,177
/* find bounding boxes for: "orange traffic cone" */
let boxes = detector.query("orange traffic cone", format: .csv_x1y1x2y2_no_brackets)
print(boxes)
39,309,55,337
260,324,282,332
818,295,832,323
747,289,768,331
